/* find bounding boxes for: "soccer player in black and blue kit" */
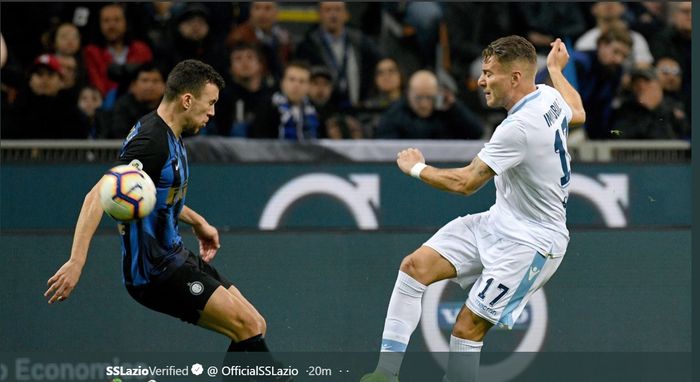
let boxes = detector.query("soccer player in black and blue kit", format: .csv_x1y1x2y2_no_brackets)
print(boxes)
45,60,273,356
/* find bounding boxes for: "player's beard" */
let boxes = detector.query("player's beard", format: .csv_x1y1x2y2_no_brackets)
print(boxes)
181,123,201,137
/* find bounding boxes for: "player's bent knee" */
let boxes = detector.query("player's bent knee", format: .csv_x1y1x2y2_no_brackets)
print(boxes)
200,287,267,340
226,309,265,339
399,255,422,279
452,306,492,342
399,253,434,285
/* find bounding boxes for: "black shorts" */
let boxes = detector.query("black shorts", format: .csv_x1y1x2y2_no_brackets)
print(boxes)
126,250,233,325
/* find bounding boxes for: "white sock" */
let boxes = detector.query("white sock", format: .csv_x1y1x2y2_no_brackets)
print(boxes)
444,335,483,382
375,271,427,377
449,335,483,352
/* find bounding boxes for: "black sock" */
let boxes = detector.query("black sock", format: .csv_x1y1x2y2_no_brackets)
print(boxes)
227,334,270,352
224,335,275,382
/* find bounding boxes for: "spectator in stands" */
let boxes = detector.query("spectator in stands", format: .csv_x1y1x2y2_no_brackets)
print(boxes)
655,57,685,105
627,2,669,42
109,63,165,139
4,54,89,139
48,22,81,57
612,68,688,140
213,43,274,137
77,85,111,139
46,23,88,100
0,3,70,69
309,65,364,139
141,2,182,54
83,3,153,106
539,24,632,140
379,2,445,71
225,2,292,82
375,70,483,139
363,57,403,110
650,2,691,121
249,61,319,140
653,57,688,138
444,3,514,88
77,85,102,120
55,55,82,101
358,57,404,136
575,2,654,68
157,3,228,77
295,2,382,110
514,2,587,57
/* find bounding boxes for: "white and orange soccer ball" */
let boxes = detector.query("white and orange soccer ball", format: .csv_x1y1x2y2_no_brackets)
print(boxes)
99,164,156,222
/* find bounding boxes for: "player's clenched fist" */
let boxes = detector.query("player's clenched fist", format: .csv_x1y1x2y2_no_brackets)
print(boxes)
397,148,425,176
546,38,570,72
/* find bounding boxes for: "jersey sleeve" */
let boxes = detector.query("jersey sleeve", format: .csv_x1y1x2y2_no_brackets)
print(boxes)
117,128,168,185
477,119,527,175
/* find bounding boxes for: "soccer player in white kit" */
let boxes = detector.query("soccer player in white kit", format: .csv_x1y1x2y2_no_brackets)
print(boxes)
361,36,586,382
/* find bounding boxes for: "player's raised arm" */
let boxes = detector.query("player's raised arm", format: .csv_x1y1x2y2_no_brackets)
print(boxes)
397,148,495,196
45,180,105,304
547,38,586,127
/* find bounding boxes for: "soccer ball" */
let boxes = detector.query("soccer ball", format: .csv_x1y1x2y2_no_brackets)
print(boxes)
99,164,156,222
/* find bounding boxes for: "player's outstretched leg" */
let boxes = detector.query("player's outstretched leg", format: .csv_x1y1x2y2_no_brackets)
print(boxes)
198,285,267,343
199,285,294,381
362,246,457,381
442,305,492,382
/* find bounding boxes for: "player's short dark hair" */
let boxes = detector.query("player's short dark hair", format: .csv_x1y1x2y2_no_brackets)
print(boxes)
482,35,537,68
163,59,225,101
597,23,633,48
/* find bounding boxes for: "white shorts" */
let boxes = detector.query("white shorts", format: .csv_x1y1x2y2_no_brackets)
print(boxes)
423,211,563,329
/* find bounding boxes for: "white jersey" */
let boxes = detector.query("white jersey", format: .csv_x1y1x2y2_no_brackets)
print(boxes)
477,85,572,256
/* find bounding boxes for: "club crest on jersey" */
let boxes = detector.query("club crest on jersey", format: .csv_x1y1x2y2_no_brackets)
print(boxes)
188,281,204,296
128,159,144,170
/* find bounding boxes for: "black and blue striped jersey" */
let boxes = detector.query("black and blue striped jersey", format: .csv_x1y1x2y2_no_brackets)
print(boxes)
117,111,189,287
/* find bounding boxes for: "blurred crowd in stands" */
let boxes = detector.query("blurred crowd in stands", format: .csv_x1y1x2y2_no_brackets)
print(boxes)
0,1,692,141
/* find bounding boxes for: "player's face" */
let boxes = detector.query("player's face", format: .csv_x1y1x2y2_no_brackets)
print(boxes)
478,56,513,109
184,82,218,134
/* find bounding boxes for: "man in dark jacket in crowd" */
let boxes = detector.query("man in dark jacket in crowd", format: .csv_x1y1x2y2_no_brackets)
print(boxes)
376,70,483,139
